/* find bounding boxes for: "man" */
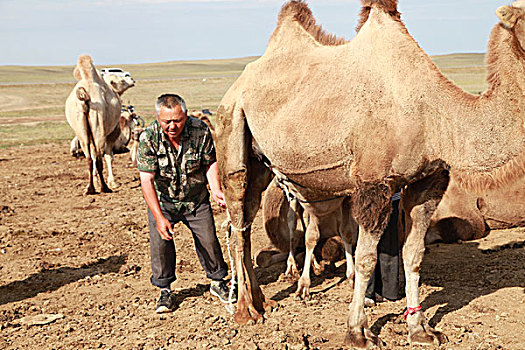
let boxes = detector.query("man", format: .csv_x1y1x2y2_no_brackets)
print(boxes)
137,93,234,313
364,192,402,307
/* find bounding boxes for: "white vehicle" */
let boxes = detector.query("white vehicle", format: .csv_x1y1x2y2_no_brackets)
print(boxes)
100,68,131,78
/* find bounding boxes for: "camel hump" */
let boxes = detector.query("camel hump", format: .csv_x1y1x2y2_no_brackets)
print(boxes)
277,0,312,22
73,54,95,81
357,0,401,33
361,0,399,13
276,0,347,46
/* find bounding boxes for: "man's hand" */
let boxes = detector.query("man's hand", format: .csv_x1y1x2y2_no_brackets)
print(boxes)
140,171,174,241
156,215,174,241
206,162,227,208
212,190,227,208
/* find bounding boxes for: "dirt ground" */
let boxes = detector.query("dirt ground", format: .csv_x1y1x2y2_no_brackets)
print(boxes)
0,142,524,349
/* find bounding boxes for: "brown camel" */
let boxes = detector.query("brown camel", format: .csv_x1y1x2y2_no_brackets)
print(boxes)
414,172,525,244
188,110,216,140
262,177,357,299
65,55,135,194
216,0,525,347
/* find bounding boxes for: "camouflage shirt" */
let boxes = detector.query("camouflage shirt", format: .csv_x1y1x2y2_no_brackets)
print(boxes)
137,117,216,213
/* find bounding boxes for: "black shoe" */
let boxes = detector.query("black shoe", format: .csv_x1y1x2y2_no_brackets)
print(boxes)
210,281,237,303
155,289,176,313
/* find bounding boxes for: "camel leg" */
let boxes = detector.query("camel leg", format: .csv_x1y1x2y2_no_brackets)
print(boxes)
232,225,265,324
284,251,299,278
296,215,320,300
95,156,111,193
343,238,355,288
402,200,447,345
345,226,381,348
130,140,139,167
78,137,96,195
283,198,301,279
104,153,118,190
311,249,323,276
218,103,275,324
226,159,273,324
400,170,449,345
345,184,392,348
85,157,97,195
339,198,358,288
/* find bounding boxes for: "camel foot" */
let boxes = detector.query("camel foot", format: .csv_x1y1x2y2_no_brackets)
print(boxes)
295,278,311,300
234,306,264,325
101,185,113,193
284,267,300,279
409,325,447,345
108,181,120,190
312,262,323,276
345,327,382,349
84,186,97,195
263,299,277,312
279,273,298,283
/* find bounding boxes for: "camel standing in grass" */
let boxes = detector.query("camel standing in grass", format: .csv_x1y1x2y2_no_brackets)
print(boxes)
65,55,134,194
216,0,525,347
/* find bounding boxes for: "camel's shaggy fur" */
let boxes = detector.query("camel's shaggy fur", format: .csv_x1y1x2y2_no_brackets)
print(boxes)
215,0,525,347
65,55,135,194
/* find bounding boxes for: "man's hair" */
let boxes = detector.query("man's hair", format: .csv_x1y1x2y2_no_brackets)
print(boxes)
155,94,187,114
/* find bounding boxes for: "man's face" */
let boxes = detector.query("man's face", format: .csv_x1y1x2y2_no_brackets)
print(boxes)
157,105,187,142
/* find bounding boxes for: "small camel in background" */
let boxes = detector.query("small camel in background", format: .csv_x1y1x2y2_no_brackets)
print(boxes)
65,54,134,194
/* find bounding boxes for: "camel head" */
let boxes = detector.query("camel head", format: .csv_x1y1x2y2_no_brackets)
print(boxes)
497,2,525,50
103,74,135,96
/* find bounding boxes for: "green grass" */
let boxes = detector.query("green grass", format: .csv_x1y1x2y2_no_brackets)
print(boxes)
0,53,490,149
0,122,75,148
431,53,488,94
0,106,64,119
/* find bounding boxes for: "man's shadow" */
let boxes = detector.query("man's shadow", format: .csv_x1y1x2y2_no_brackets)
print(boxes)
0,254,127,306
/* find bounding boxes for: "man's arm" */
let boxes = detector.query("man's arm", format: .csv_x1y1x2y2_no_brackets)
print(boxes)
206,162,226,208
139,171,173,240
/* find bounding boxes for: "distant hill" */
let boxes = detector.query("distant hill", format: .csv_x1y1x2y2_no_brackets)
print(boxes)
0,56,259,84
0,54,486,92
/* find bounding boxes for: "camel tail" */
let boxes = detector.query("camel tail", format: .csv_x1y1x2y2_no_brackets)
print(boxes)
357,0,401,33
76,87,97,159
73,54,95,81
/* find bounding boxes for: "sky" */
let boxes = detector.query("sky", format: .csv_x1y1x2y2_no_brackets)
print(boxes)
0,0,504,66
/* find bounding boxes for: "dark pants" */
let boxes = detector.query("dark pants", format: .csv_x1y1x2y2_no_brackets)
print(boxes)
366,199,400,301
148,200,228,288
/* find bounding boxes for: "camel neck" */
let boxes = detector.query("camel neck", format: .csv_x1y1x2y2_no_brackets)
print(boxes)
427,24,525,188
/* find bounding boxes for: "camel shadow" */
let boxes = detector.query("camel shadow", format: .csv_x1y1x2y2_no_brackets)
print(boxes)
418,238,525,328
0,254,127,306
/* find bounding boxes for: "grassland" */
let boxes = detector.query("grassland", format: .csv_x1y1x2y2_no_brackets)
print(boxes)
0,54,488,148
